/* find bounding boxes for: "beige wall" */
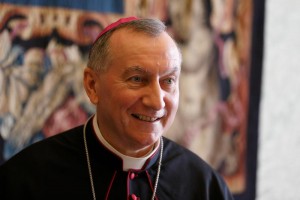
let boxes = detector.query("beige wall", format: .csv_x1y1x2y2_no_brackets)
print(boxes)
256,0,300,199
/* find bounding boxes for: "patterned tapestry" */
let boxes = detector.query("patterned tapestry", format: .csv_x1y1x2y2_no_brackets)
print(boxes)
0,0,264,199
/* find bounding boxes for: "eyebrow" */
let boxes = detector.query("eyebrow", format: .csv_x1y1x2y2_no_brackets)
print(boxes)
123,65,180,77
122,66,148,77
163,66,180,75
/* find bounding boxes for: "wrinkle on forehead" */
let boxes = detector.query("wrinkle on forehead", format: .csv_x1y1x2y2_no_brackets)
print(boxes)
109,29,181,65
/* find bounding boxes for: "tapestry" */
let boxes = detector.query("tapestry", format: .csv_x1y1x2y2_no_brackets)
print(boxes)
0,0,264,199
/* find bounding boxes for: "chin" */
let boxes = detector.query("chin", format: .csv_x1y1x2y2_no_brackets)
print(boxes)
136,134,160,145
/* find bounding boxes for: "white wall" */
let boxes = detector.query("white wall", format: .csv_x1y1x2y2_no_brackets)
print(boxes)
256,0,300,199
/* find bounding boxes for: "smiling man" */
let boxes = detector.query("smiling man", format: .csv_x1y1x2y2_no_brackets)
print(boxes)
0,17,233,200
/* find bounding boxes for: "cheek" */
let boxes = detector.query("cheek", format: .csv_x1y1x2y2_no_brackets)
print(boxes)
166,92,180,115
110,91,139,113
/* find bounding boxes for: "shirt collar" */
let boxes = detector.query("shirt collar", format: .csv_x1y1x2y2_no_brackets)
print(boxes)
92,115,159,171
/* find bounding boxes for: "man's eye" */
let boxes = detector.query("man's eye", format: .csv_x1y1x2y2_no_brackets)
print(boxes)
164,78,175,85
130,76,143,82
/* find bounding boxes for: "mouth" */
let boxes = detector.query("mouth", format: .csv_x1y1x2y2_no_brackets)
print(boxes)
131,114,162,122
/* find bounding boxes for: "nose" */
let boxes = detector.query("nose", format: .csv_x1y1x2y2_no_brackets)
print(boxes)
142,81,165,110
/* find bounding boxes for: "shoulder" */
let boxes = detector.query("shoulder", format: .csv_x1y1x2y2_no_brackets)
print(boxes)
0,125,87,197
162,136,212,172
0,125,84,172
161,137,233,199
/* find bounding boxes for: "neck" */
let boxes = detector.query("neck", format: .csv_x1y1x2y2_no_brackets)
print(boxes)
120,143,155,158
91,115,160,170
98,126,156,157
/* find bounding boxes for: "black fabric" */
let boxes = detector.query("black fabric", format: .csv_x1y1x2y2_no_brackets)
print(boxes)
0,119,233,200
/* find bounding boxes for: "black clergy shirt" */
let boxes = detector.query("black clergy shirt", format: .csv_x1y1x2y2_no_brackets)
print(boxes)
0,117,234,200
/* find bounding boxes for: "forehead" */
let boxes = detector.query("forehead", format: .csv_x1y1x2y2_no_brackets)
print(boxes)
108,28,181,65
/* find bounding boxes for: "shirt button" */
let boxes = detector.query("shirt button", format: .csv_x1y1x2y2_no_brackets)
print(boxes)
130,172,136,179
130,194,140,200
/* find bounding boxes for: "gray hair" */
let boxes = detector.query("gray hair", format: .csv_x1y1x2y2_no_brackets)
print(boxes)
87,18,169,71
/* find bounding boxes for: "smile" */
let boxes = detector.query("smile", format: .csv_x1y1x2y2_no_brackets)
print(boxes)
132,114,161,122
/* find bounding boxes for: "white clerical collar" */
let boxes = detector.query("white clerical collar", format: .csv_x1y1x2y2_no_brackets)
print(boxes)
92,115,159,171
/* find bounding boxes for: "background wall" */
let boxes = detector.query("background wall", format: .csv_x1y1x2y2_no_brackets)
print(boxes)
257,0,300,199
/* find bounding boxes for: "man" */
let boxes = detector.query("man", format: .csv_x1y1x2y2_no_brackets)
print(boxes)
0,17,233,200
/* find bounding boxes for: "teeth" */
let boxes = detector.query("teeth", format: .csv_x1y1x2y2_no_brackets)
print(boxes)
136,115,158,122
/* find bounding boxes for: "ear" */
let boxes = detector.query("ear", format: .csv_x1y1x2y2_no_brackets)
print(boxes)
83,67,99,104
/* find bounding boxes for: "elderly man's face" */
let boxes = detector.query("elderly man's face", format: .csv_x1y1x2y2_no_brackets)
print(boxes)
86,28,181,156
